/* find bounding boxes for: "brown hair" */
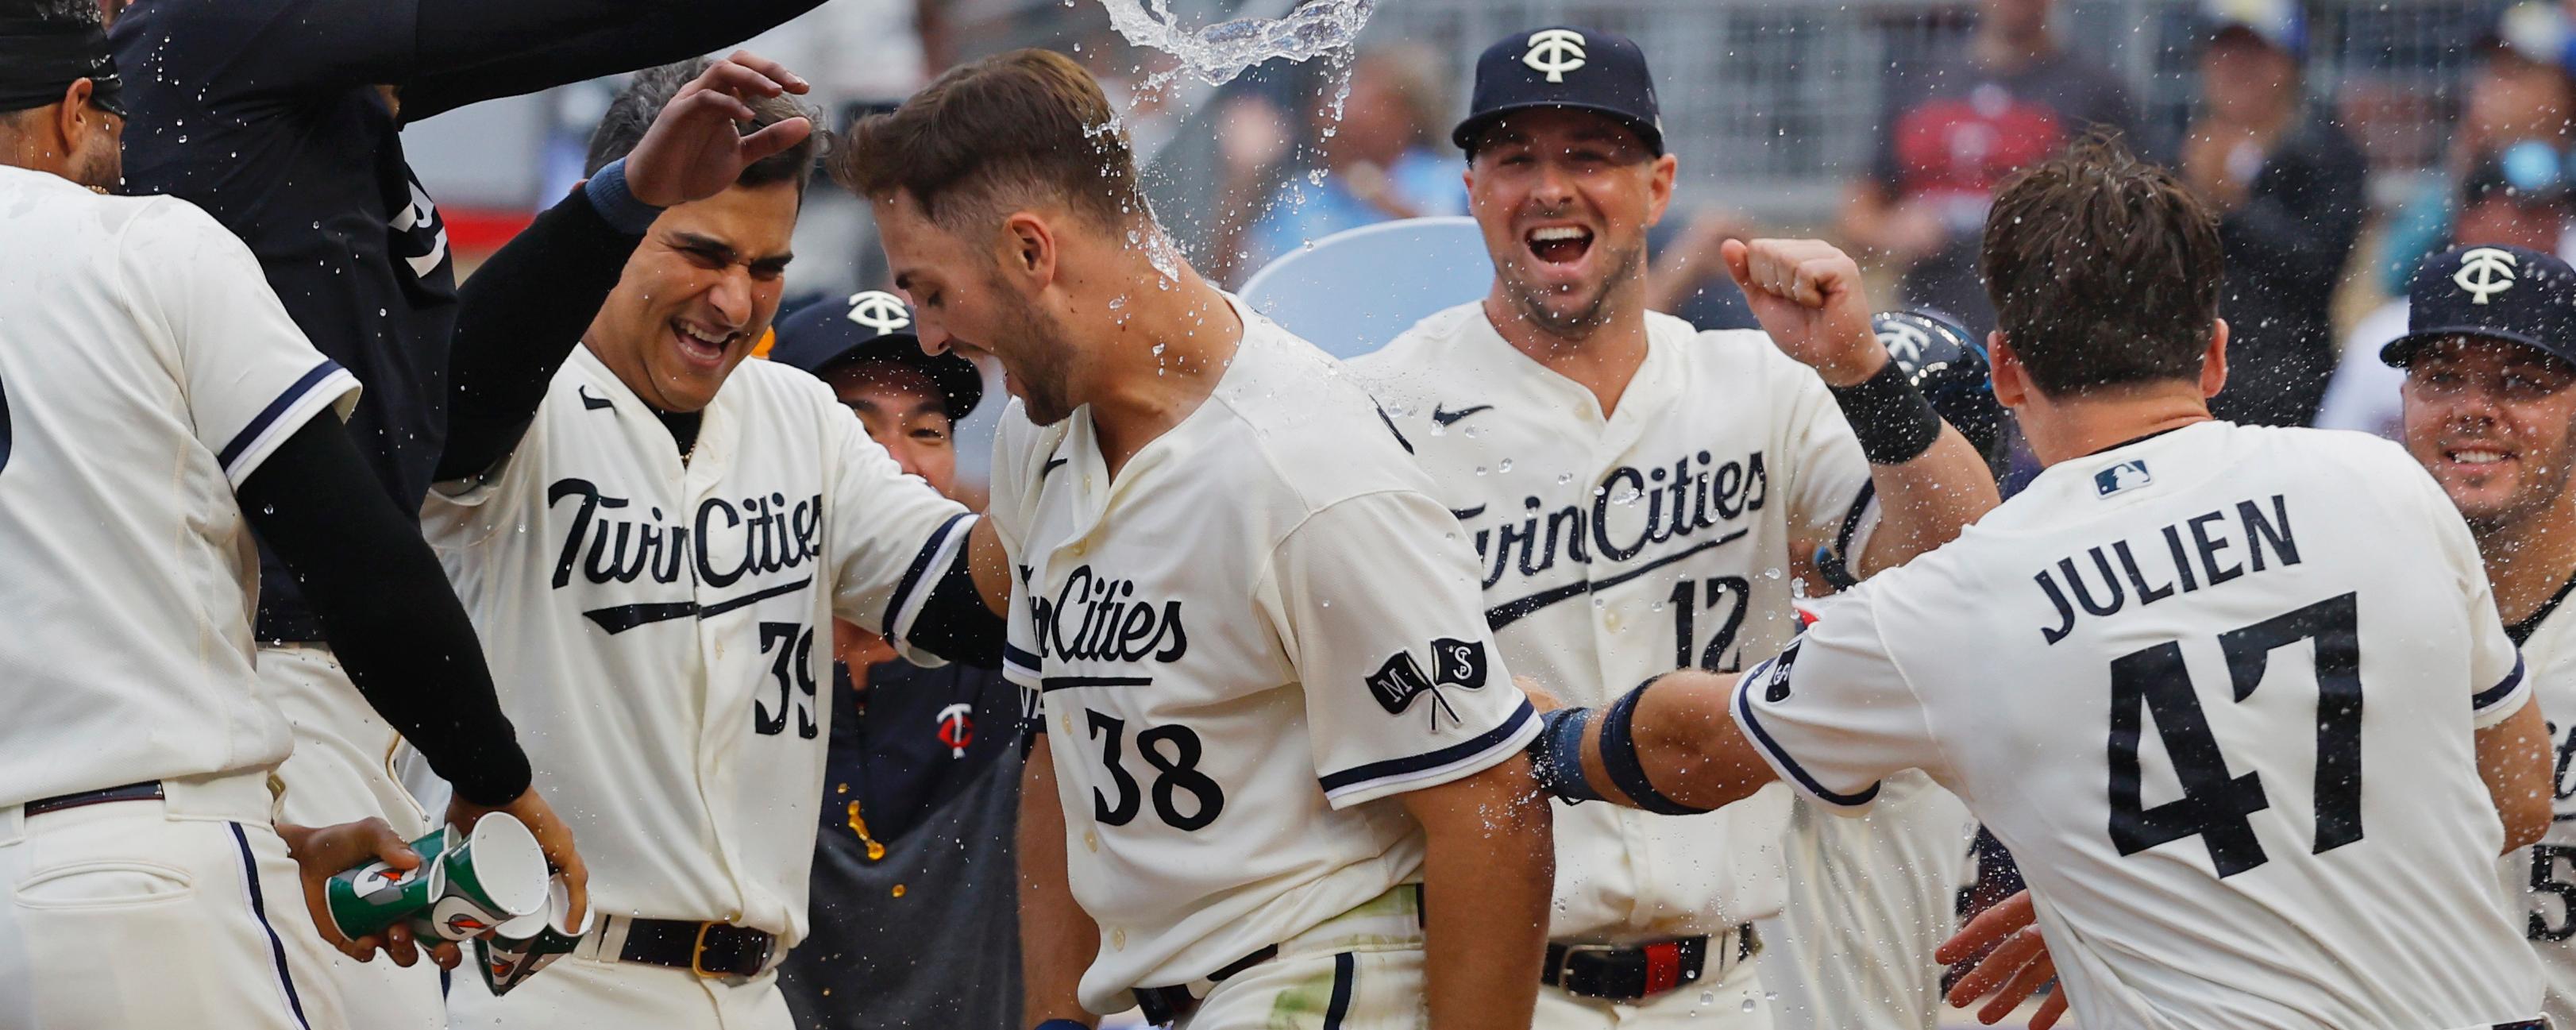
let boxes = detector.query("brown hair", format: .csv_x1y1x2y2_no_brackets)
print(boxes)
585,58,823,195
1981,130,2224,395
834,48,1147,232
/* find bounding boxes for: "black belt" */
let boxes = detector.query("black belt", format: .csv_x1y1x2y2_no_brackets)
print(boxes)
616,917,777,979
1543,926,1760,1002
25,781,164,817
2493,1023,2547,1029
1132,946,1278,1026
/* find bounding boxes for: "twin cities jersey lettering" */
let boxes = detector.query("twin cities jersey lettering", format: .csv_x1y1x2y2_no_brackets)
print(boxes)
990,300,1537,1012
1737,422,2544,1029
2500,575,2576,1028
0,167,360,806
422,347,970,944
1354,304,1878,940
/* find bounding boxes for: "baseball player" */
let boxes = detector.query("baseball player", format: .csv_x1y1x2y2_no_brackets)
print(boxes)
422,56,1005,1030
1349,27,1999,1030
2380,246,2576,1030
0,6,582,1025
846,49,1554,1029
108,0,859,1022
1529,134,2555,1030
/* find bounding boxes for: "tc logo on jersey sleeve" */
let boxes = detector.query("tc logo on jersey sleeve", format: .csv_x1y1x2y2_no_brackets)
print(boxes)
1367,638,1490,728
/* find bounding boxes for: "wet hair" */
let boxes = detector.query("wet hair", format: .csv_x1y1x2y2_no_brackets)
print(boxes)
833,48,1150,233
584,57,822,195
1981,130,2225,395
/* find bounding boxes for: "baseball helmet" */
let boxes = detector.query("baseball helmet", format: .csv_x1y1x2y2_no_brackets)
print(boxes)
1872,309,2007,464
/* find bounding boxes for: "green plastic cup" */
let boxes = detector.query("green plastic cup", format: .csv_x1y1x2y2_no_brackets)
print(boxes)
411,813,549,942
477,876,591,996
322,825,453,939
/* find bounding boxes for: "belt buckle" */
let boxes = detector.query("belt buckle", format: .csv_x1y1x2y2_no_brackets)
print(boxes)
1552,941,1619,986
689,922,722,978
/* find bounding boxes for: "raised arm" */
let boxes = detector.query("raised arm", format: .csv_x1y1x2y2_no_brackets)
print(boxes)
396,0,831,121
1722,238,1999,577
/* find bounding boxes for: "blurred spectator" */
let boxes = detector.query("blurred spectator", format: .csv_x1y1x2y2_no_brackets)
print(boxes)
2374,2,2575,295
1210,44,1465,283
2320,143,2575,437
2187,0,2367,426
1645,208,1762,330
1841,0,2145,341
767,295,1025,1030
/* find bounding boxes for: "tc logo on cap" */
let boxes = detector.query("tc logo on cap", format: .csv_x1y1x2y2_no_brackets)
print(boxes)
1524,29,1587,83
844,290,912,334
2456,247,2520,305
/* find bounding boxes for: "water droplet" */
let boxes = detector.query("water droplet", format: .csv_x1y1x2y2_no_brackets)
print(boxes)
1741,997,1757,1013
1497,458,1513,473
1556,472,1575,484
1474,466,1489,476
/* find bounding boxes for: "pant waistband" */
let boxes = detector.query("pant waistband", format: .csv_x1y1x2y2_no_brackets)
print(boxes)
1132,883,1427,1025
26,781,165,817
1543,924,1760,1003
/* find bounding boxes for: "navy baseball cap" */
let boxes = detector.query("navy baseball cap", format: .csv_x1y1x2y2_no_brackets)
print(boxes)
2383,244,2576,369
1452,26,1663,156
769,290,985,419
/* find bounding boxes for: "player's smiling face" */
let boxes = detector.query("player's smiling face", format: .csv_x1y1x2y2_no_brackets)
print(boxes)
1467,108,1674,338
2402,336,2576,529
588,183,800,413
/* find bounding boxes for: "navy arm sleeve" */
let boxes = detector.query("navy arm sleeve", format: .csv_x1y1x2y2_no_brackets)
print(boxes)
904,554,1007,669
239,416,534,807
395,0,830,122
436,182,643,483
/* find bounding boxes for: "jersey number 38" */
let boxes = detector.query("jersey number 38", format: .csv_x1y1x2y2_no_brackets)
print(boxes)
2108,593,2362,878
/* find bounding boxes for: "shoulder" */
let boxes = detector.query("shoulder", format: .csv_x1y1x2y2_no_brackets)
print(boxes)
1348,302,1484,380
1219,323,1440,511
1664,317,1830,395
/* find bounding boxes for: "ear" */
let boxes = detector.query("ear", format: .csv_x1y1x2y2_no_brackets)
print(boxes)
47,78,94,156
1988,331,2030,408
2200,318,2231,400
1645,152,1678,226
999,211,1059,291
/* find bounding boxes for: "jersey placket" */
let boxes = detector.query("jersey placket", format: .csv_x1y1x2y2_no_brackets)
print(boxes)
673,392,764,928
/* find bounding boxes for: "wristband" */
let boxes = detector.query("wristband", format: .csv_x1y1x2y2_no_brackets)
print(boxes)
1033,1021,1089,1030
1600,677,1714,816
1827,358,1944,465
582,157,666,235
1529,707,1602,803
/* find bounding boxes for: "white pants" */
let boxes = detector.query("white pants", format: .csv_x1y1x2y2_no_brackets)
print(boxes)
0,770,349,1030
444,948,794,1030
260,644,447,1030
1532,943,1771,1030
1179,885,1429,1030
1756,774,1976,1030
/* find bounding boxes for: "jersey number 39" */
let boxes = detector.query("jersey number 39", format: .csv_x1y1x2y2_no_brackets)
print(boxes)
2108,593,2362,878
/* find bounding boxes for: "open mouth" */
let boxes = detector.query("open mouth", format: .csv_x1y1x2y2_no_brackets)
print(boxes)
1525,224,1595,267
669,318,737,368
2443,442,2516,471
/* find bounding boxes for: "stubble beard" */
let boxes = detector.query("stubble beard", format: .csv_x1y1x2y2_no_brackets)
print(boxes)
990,280,1079,426
1500,238,1644,345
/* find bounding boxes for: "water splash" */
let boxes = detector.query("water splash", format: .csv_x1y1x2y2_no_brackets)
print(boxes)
1098,0,1380,87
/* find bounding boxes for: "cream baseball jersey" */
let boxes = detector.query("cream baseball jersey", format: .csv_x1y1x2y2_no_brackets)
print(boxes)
991,299,1538,1012
421,345,970,943
2501,576,2576,1029
1350,303,1876,938
1737,421,2544,1028
0,166,360,808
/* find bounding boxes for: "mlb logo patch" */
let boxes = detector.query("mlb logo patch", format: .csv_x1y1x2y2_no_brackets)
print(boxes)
2095,460,2152,498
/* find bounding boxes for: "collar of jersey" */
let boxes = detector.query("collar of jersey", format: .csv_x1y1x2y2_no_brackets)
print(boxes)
1453,304,1684,438
567,344,738,473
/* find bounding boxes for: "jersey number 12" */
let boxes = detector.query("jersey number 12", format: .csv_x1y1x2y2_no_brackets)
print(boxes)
2107,592,2362,878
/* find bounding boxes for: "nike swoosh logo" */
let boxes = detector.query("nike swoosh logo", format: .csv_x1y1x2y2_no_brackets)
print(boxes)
577,385,612,411
1042,457,1069,477
1430,403,1493,427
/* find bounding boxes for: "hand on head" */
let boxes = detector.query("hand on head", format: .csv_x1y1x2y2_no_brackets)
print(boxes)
623,51,813,210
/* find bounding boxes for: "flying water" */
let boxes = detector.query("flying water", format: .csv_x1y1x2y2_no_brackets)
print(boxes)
1097,0,1379,87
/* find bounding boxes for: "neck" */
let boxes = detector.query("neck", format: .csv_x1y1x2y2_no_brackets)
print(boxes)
2022,381,2214,465
1481,282,1651,417
1078,248,1243,471
2474,491,2576,625
0,121,70,183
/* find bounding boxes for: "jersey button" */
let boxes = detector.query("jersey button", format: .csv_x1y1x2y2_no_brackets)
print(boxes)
1109,928,1126,951
1084,831,1099,853
1603,611,1624,632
